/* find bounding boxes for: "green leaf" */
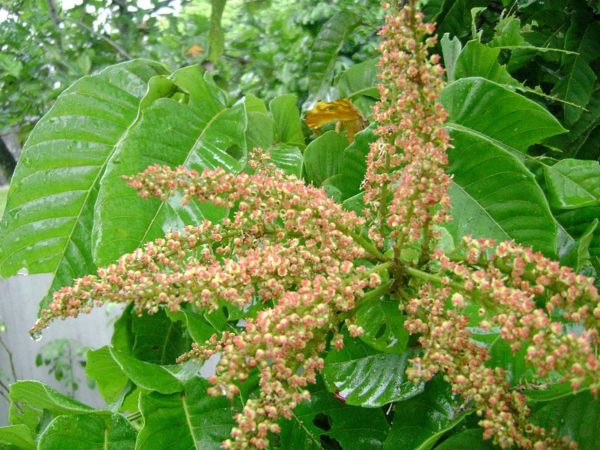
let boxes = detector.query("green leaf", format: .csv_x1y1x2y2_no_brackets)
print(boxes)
489,16,526,47
108,308,194,394
303,131,347,186
337,59,379,117
342,192,365,215
337,58,379,100
553,58,597,126
270,94,305,148
323,339,423,408
384,377,470,450
531,391,599,450
544,159,600,209
245,111,275,150
0,60,167,309
244,94,268,114
270,144,304,178
38,413,136,450
86,346,129,405
92,65,244,266
308,10,360,99
435,429,497,449
552,19,600,126
0,425,35,450
355,298,409,354
436,0,489,40
441,33,462,83
445,129,558,256
545,89,600,159
136,377,237,450
574,219,598,273
109,347,183,395
336,125,376,199
0,186,7,219
454,40,520,86
279,383,390,450
166,305,224,345
441,77,566,152
555,207,600,260
8,381,96,431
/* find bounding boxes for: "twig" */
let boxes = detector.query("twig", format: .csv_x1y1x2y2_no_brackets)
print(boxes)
0,335,17,381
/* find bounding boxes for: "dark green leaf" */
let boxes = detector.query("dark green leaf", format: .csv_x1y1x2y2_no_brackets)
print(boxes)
555,207,600,260
441,33,462,83
435,429,497,449
441,77,566,152
337,58,378,100
270,94,305,148
446,129,558,256
308,11,360,99
8,381,96,431
279,383,390,450
336,125,376,199
531,391,599,450
454,40,520,86
384,377,470,450
270,144,304,178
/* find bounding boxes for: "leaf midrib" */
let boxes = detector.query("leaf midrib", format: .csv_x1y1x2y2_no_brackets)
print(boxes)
137,106,230,247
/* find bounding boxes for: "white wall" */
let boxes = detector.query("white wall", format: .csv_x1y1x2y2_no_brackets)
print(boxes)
0,274,118,425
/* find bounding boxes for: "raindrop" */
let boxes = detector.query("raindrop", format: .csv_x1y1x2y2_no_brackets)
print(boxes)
30,330,43,342
17,267,29,276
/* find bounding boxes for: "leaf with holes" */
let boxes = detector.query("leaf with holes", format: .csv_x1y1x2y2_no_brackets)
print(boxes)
355,297,409,354
279,382,389,450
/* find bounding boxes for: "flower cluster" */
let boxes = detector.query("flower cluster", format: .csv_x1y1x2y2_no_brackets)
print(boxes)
405,236,599,448
364,1,451,250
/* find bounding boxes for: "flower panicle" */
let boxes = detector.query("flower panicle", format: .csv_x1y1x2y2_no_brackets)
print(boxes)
179,269,375,449
405,236,600,448
364,1,451,248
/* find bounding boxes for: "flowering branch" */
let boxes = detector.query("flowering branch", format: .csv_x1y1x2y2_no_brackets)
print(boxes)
29,1,599,449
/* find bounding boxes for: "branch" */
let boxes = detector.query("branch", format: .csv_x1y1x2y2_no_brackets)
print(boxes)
63,18,131,59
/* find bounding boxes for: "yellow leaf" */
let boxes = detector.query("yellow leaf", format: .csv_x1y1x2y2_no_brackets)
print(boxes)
186,44,204,57
305,99,366,142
